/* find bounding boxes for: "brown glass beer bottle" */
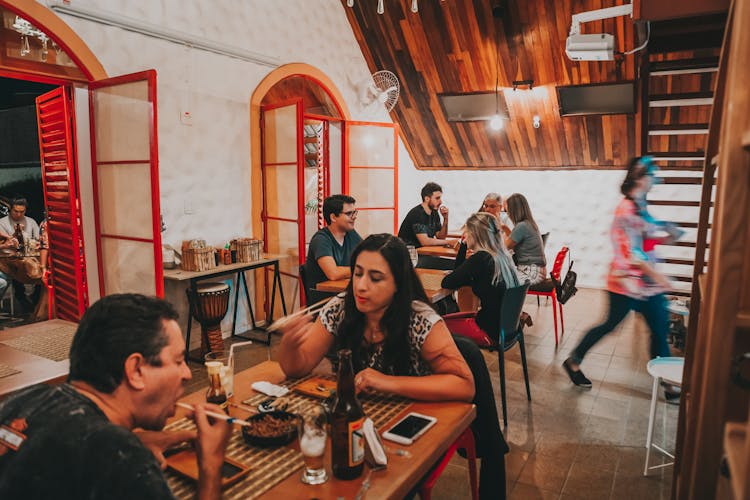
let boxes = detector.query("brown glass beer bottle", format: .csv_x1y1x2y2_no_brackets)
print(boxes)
331,349,365,480
13,224,24,255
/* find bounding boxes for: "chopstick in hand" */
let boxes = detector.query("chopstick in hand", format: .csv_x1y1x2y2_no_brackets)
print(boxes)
266,296,332,332
176,402,252,427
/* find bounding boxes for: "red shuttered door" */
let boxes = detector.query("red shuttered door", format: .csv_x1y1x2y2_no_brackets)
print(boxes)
35,86,88,321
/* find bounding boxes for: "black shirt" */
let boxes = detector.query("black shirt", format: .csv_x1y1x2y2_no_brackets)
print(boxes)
0,384,174,499
441,244,506,341
397,204,442,248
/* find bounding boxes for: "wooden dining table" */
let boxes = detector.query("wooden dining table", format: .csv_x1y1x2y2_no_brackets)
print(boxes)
170,361,476,499
316,268,453,303
417,245,459,259
0,319,77,399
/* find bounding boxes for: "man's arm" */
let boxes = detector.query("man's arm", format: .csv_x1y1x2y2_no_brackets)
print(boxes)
436,206,449,239
317,256,351,280
415,233,456,247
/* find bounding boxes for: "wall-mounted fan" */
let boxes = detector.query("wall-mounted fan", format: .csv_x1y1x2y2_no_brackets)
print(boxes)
358,70,400,114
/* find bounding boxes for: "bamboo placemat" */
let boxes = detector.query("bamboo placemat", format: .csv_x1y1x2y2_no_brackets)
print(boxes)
0,324,77,362
0,362,20,379
164,418,303,500
242,375,412,430
165,376,411,499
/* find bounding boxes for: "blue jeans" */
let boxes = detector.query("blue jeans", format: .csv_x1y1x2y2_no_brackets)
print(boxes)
571,291,671,364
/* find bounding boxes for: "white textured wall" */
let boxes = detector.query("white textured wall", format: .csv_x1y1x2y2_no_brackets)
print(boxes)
42,0,694,333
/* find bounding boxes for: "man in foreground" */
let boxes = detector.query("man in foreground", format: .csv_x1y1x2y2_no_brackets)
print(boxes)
0,294,231,499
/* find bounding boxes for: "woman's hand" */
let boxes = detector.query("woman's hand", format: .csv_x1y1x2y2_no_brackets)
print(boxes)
355,368,390,394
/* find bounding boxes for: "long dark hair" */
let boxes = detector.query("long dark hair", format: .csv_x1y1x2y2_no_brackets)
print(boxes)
335,234,429,376
505,193,539,232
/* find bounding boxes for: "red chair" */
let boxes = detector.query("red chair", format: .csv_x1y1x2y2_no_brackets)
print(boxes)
419,427,478,500
528,246,569,346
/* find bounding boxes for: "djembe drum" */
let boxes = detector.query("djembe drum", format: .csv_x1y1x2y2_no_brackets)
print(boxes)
188,282,230,355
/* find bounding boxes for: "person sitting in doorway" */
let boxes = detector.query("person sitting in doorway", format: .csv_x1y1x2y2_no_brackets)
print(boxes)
397,182,457,270
0,197,41,314
304,194,363,304
0,293,232,499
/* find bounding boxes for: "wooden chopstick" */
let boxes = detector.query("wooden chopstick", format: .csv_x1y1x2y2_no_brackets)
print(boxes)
266,296,332,332
176,402,252,427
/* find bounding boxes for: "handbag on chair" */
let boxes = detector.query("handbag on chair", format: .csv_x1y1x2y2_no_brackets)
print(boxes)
554,259,578,305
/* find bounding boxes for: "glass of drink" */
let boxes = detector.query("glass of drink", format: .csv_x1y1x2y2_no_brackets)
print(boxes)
204,350,234,397
298,406,328,485
407,245,418,267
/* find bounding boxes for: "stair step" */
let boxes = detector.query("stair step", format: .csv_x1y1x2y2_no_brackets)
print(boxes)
657,176,709,185
649,92,714,107
649,57,719,76
667,273,694,283
648,123,709,135
654,165,704,172
648,151,706,161
666,221,711,229
663,258,704,266
649,200,709,207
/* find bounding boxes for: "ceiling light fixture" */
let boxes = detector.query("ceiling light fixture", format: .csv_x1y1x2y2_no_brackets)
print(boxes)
512,79,534,91
347,0,446,15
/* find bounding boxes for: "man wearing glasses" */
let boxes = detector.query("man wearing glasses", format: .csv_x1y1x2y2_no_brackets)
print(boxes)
304,194,362,303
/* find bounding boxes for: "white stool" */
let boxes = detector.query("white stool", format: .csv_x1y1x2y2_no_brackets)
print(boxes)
644,356,684,476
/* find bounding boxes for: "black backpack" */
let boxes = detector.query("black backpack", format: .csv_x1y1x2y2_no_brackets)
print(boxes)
555,259,578,305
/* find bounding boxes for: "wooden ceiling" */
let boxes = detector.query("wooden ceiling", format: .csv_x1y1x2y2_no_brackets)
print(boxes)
344,0,643,169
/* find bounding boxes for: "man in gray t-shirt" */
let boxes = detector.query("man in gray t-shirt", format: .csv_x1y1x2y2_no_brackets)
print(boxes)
0,197,40,243
304,195,362,304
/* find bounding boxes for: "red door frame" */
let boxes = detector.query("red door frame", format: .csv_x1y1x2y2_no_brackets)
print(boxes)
260,99,304,310
343,121,400,233
88,69,164,297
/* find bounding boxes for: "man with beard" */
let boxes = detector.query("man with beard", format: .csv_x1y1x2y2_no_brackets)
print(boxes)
0,294,231,499
398,182,457,269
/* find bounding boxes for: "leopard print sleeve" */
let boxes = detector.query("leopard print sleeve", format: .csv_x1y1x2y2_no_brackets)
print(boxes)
319,294,346,336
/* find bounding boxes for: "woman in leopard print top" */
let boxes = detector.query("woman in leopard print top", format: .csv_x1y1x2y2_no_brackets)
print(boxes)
278,233,474,402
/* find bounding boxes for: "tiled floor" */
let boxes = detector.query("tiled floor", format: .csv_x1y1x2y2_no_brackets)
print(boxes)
185,288,680,499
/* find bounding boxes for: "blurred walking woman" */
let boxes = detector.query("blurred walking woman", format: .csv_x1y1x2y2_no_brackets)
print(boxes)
503,193,546,285
563,157,674,389
441,212,520,347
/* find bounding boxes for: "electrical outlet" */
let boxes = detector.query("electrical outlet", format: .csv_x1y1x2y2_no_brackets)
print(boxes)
180,110,193,126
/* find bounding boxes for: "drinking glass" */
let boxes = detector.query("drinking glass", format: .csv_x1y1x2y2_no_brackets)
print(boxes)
407,245,418,267
204,350,234,397
298,406,328,485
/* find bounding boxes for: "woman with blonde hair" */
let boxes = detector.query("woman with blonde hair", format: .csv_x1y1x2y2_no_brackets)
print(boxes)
503,193,546,285
441,212,521,346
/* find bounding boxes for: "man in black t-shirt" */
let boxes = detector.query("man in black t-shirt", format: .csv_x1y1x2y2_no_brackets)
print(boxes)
304,194,362,304
398,182,457,269
0,294,231,500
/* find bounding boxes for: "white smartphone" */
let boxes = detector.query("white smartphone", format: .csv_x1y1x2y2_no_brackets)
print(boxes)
382,412,437,445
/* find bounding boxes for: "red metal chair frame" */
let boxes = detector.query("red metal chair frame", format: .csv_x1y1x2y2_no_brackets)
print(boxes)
528,246,569,346
418,427,478,500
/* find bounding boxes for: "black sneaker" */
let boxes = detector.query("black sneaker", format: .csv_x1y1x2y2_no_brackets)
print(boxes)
563,358,592,388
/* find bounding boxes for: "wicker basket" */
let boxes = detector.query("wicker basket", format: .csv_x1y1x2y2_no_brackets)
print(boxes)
181,247,216,271
232,238,263,263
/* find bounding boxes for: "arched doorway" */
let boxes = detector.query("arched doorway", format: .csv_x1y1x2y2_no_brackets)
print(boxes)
250,65,399,314
0,0,163,322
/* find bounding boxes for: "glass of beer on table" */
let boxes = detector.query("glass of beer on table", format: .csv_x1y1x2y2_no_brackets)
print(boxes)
298,405,328,485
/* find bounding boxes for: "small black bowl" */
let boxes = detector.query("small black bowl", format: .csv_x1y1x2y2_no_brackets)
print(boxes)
241,411,299,448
